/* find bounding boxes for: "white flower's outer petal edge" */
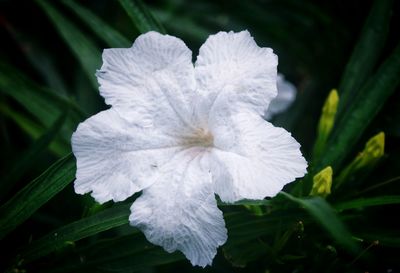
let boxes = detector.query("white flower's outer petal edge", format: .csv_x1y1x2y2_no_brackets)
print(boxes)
129,150,227,267
210,112,308,203
195,30,278,115
72,108,184,204
265,73,297,120
71,30,308,268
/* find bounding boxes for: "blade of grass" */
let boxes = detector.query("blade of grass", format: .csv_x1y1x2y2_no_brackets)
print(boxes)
336,0,393,123
0,112,68,199
334,195,400,211
19,203,130,264
317,42,400,172
223,209,307,266
2,19,68,95
0,154,75,240
0,102,46,141
35,0,102,89
0,103,68,156
118,0,166,34
62,0,131,48
0,61,84,137
20,200,294,266
45,233,183,273
219,199,272,206
355,176,400,196
152,8,210,43
280,191,360,254
358,232,400,248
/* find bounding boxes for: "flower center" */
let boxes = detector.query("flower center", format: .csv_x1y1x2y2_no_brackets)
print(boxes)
181,128,214,148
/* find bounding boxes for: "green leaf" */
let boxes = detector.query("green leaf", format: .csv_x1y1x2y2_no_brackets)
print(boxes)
0,112,68,199
0,61,84,141
20,203,130,264
223,210,306,266
3,22,68,95
0,103,45,142
280,192,360,254
36,0,102,88
152,9,210,43
336,0,393,122
318,41,400,171
219,199,272,206
51,233,184,273
0,61,77,126
0,154,75,240
335,195,400,211
0,103,68,156
118,0,166,34
62,0,131,48
358,232,400,248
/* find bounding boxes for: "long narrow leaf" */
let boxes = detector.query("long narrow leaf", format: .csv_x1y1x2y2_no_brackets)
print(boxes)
49,233,183,273
3,20,68,95
118,0,166,34
280,192,360,254
318,42,400,171
62,0,131,48
20,203,130,263
0,103,68,156
337,0,393,122
335,195,400,211
36,0,102,88
0,61,84,140
0,62,80,127
0,112,68,199
358,232,400,248
223,210,306,266
0,154,75,240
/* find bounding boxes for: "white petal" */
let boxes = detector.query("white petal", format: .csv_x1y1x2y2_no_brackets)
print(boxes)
129,150,227,267
72,109,184,204
195,30,278,115
209,112,307,202
265,73,297,120
97,31,196,129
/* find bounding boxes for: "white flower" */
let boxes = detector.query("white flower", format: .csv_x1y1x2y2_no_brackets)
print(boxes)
264,73,297,120
72,30,308,267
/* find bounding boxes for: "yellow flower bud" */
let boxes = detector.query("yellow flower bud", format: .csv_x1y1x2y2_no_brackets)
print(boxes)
313,89,339,159
310,166,333,197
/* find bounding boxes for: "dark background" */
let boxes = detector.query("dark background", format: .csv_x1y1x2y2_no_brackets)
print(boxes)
0,0,399,272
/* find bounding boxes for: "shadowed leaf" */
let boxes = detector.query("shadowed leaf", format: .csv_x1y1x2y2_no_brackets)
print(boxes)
118,0,166,34
36,0,102,88
62,0,131,48
20,203,130,263
0,112,68,199
280,192,360,254
0,154,75,240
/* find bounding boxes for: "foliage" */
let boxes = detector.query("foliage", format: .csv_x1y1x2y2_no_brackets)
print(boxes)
0,0,399,272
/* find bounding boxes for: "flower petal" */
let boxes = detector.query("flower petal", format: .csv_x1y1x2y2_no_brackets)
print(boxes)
264,73,297,120
72,109,184,204
195,30,278,115
129,150,227,267
97,31,196,128
209,112,307,202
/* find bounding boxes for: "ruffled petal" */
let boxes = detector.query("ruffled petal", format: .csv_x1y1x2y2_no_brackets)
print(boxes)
264,73,297,120
97,31,196,129
72,109,184,204
129,150,227,267
195,30,278,116
209,112,307,202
